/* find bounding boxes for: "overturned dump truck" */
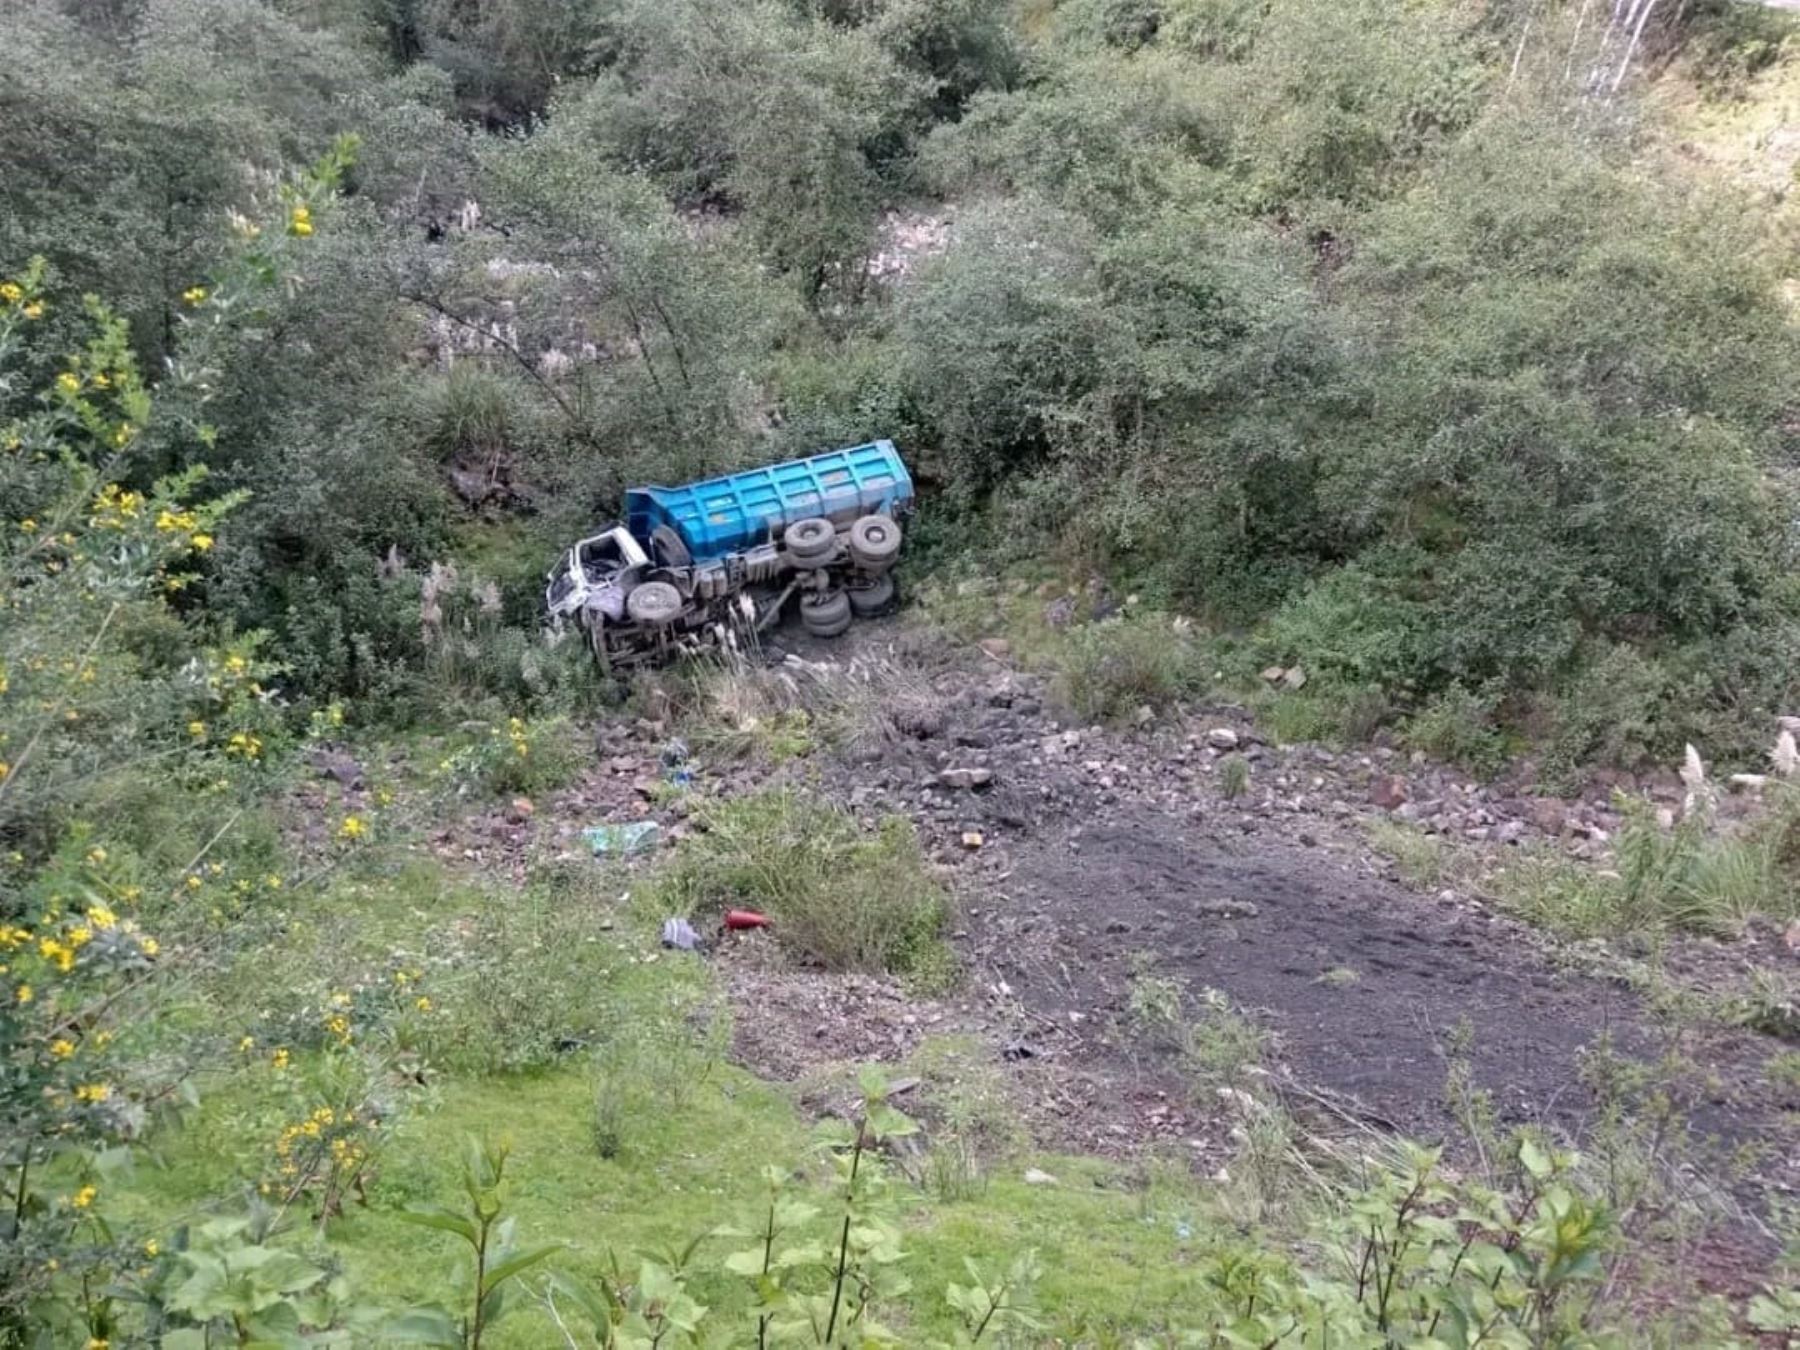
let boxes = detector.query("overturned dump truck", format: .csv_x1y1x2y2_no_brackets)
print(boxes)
545,439,914,667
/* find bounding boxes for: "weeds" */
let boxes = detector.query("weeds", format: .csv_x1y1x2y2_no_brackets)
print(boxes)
654,789,951,978
1364,817,1449,889
1125,967,1273,1094
1218,754,1250,800
1053,613,1209,723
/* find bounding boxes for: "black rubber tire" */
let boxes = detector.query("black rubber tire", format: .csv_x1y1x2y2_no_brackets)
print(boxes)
847,572,896,617
848,514,901,572
626,580,684,626
650,525,691,569
784,517,836,565
800,588,852,638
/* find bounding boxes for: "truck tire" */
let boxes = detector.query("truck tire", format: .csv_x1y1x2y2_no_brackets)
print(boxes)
650,525,691,569
785,517,836,565
847,573,896,617
626,580,684,626
800,588,852,638
848,514,901,572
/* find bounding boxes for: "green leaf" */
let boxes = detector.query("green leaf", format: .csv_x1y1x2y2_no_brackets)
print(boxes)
546,1270,618,1330
480,1243,561,1295
395,1205,478,1244
382,1308,464,1346
724,1247,769,1276
1518,1136,1551,1182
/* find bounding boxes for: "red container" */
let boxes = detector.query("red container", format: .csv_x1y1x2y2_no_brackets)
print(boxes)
724,909,770,930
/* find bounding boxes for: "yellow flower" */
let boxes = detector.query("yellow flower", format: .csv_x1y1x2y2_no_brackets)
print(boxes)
92,372,110,390
224,653,247,675
86,1337,108,1349
289,204,314,238
15,985,31,1004
337,815,367,841
74,1083,110,1104
112,423,134,447
18,518,37,534
190,532,214,552
50,1039,74,1059
0,762,9,782
188,720,206,738
22,302,43,320
56,373,80,395
86,847,107,865
0,282,19,304
185,875,202,891
182,286,208,306
324,1013,349,1039
239,1035,254,1052
271,1047,290,1070
71,1185,97,1209
139,937,158,957
415,996,432,1012
68,926,91,948
264,873,283,890
87,903,116,929
143,1239,159,1257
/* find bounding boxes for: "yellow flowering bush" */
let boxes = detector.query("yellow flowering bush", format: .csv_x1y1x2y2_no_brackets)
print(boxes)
0,148,356,1345
442,712,584,797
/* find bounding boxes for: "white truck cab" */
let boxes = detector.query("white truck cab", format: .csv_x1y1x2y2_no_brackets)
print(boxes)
544,527,651,627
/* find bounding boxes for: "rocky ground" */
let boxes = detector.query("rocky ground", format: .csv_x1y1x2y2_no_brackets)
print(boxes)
317,608,1800,1266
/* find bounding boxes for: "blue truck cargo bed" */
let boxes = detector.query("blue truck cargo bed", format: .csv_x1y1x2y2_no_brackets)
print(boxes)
624,440,913,563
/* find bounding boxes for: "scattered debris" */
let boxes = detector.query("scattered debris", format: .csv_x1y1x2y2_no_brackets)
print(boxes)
1022,1167,1059,1186
661,917,700,951
585,821,662,855
960,830,985,850
724,909,771,930
1206,728,1240,751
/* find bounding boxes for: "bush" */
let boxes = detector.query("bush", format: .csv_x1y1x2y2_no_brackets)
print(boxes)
1054,612,1209,723
1404,682,1509,778
656,789,950,977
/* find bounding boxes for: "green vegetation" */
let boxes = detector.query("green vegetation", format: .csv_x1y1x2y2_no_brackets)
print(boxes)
8,0,1800,1342
654,789,952,981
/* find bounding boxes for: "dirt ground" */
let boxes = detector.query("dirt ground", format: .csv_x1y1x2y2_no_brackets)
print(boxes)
405,609,1799,1259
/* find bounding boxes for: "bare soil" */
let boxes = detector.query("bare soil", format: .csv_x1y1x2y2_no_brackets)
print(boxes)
399,610,1799,1252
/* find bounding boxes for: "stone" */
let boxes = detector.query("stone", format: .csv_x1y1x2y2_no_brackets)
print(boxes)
1206,728,1240,751
508,797,534,822
937,766,994,790
960,830,985,850
978,637,1012,659
1282,665,1308,690
1369,776,1408,811
1260,666,1286,683
1023,1168,1058,1186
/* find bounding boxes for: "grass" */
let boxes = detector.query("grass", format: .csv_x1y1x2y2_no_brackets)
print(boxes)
651,787,954,983
105,810,1223,1342
915,570,1217,724
1364,817,1451,890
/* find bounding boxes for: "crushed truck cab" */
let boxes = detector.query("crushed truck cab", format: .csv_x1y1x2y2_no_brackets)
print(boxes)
546,439,914,667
